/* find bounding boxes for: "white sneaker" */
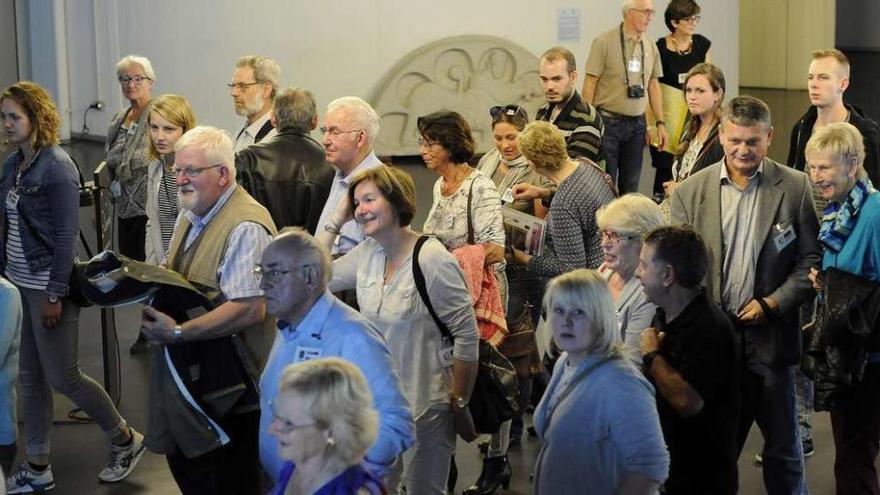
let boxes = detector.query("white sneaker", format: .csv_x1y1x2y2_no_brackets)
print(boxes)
7,463,55,494
98,428,146,483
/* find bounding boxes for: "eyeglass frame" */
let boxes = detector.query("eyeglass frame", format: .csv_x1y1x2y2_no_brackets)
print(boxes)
170,163,223,178
417,137,441,149
318,126,363,139
630,7,656,17
678,14,701,23
599,229,642,244
253,263,315,283
227,81,263,93
118,75,152,86
268,399,319,434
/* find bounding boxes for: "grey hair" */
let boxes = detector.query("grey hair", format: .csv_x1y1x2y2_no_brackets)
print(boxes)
272,227,333,290
720,95,772,129
273,87,316,133
596,193,665,238
326,96,381,145
621,0,640,15
116,55,155,81
236,55,281,98
174,126,236,179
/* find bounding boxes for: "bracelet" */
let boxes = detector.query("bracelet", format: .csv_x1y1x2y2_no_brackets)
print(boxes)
323,221,341,235
642,351,661,373
172,325,184,345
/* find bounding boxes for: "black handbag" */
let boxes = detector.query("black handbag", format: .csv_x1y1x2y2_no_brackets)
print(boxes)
412,235,520,434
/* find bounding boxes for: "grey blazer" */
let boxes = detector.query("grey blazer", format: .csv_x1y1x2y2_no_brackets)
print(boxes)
668,158,820,368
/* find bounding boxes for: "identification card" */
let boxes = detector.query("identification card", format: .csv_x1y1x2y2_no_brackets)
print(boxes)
443,214,455,230
294,346,322,363
773,223,796,251
627,58,642,72
678,72,687,84
437,339,454,368
501,187,515,203
5,190,19,209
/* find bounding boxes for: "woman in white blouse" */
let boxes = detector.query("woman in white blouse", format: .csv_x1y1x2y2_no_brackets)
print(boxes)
321,165,479,495
417,111,507,301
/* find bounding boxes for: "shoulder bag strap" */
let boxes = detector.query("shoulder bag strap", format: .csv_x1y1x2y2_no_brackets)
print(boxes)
412,235,454,342
466,176,476,245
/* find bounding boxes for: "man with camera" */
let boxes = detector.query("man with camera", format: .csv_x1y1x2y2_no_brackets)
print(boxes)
583,0,666,194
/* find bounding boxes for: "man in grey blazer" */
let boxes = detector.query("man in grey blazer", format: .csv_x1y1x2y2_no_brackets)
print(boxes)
669,96,820,495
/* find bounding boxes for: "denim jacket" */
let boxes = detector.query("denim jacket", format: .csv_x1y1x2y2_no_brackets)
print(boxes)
0,146,80,297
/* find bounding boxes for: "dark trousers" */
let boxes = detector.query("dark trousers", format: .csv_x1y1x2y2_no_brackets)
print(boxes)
117,215,147,261
601,114,647,194
831,364,880,494
166,411,262,495
650,147,674,199
736,365,806,495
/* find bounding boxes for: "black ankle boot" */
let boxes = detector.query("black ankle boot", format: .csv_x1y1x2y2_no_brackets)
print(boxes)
462,455,512,494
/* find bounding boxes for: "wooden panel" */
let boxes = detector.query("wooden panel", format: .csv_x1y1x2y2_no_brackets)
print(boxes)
740,0,788,88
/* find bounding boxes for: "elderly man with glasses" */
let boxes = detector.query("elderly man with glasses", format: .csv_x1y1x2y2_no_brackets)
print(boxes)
583,0,667,194
140,126,278,494
315,97,384,257
229,55,281,152
256,228,414,484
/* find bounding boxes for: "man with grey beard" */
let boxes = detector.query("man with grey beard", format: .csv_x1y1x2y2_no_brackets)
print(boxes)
229,55,280,152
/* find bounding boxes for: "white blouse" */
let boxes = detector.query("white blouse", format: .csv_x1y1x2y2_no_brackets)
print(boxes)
423,170,505,250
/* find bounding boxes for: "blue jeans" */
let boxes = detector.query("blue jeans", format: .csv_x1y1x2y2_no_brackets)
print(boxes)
737,365,808,495
601,114,646,194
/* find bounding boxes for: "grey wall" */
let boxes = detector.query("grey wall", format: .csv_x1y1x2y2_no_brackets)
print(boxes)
0,0,19,89
837,0,880,50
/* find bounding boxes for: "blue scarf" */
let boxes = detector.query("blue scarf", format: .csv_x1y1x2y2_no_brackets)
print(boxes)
818,177,875,253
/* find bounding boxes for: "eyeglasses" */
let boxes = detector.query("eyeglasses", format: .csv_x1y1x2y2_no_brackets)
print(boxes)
319,127,363,139
227,81,262,92
681,15,701,23
630,7,655,17
253,263,313,282
599,229,642,244
118,75,151,85
268,400,318,434
171,164,223,178
418,138,440,148
489,105,528,121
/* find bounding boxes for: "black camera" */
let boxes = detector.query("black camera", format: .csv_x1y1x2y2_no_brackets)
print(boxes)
627,85,645,99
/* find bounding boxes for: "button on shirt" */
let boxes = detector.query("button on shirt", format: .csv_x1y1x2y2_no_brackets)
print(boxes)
720,162,763,313
233,112,277,153
258,291,414,481
315,152,383,255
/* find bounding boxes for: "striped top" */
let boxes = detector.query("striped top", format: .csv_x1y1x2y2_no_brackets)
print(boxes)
4,200,50,290
157,167,179,254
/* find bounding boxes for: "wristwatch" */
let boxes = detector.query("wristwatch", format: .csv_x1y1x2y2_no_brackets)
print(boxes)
453,396,469,410
642,351,661,373
47,295,60,304
323,221,341,235
655,120,666,127
172,325,184,345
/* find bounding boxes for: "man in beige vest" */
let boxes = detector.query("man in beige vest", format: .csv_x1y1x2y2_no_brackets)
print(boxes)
140,125,277,494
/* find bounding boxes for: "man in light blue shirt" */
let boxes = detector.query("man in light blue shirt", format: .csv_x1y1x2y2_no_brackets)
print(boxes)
257,228,414,481
315,97,384,255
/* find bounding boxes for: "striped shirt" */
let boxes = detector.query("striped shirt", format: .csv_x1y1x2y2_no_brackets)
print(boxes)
4,201,50,290
536,90,604,163
157,168,179,254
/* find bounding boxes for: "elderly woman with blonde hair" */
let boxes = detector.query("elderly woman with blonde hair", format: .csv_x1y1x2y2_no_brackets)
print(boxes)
596,194,665,364
267,357,386,494
532,269,668,495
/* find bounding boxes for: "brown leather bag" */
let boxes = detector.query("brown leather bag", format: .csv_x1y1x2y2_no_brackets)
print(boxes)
498,303,541,380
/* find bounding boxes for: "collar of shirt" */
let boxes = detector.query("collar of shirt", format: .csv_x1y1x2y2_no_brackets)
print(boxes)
238,111,272,141
719,159,764,185
276,290,334,340
337,150,382,186
183,183,238,232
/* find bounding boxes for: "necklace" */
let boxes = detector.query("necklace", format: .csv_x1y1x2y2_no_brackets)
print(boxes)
669,35,693,55
441,166,472,196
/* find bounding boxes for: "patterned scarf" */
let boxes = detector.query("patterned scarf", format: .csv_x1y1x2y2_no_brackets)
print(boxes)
818,177,875,253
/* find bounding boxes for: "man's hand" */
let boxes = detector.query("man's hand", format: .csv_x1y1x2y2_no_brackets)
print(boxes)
655,125,668,148
808,268,825,292
141,306,176,344
640,327,664,355
737,297,778,325
512,183,550,201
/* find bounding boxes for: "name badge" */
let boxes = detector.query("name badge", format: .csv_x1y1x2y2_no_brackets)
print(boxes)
443,214,455,230
678,72,687,84
627,58,642,72
437,338,454,368
294,346,322,363
501,187,515,204
773,223,796,251
5,190,19,209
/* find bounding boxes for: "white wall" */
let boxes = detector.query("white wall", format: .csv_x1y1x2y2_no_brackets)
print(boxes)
39,0,738,152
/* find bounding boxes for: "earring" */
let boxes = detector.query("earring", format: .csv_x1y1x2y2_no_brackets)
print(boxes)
326,437,335,447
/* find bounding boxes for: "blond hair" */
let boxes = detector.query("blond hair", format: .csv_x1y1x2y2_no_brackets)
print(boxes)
543,269,622,358
812,48,850,78
517,121,568,173
148,94,196,161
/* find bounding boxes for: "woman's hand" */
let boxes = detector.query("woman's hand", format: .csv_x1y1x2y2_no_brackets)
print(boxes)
41,299,63,329
483,243,505,265
512,183,550,201
330,191,354,227
512,248,531,266
662,180,678,197
451,400,479,442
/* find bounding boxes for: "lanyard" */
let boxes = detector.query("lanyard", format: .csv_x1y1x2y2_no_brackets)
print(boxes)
619,24,645,88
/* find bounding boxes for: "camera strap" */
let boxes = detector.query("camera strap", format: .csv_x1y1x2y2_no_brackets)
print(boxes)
619,24,645,89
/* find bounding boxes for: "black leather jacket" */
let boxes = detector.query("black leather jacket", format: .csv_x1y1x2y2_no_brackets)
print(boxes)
236,128,334,235
803,268,880,411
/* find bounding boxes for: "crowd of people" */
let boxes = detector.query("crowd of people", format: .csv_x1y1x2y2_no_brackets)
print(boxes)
1,0,879,494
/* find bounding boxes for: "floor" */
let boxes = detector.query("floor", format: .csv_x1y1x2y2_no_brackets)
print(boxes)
11,85,870,494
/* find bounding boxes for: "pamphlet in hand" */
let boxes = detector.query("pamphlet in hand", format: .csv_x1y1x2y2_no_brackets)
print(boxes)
502,206,546,256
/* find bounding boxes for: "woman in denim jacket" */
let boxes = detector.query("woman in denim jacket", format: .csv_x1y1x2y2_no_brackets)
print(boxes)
0,81,144,493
